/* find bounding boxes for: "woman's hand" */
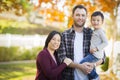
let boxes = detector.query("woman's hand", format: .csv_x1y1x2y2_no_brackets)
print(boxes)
63,58,72,66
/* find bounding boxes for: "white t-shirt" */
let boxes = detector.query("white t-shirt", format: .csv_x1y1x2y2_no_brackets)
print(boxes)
74,31,89,80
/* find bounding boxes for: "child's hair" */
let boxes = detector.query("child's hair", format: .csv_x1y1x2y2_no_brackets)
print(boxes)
91,11,104,21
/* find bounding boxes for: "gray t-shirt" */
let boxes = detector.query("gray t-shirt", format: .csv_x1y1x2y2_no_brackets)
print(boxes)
90,28,108,59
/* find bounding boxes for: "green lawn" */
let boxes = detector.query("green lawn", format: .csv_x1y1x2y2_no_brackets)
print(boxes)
0,61,36,80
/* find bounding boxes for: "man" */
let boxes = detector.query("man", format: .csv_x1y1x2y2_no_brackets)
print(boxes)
58,5,103,80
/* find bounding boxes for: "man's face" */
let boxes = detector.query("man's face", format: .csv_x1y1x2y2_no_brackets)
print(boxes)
73,8,87,28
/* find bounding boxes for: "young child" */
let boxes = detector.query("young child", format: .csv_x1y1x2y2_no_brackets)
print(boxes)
80,11,108,80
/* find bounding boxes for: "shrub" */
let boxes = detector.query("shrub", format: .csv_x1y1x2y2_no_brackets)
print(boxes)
0,47,19,61
0,20,64,35
0,46,43,62
101,57,109,71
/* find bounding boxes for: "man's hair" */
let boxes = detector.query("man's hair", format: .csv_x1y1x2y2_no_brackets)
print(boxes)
91,11,104,21
72,5,87,15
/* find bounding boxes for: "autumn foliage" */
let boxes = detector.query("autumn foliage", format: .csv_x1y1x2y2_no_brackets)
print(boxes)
33,0,119,28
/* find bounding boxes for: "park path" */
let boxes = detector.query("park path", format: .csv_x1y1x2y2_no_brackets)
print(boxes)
0,60,35,64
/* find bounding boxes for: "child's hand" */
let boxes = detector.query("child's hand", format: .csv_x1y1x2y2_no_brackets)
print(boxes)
90,48,97,54
90,49,94,54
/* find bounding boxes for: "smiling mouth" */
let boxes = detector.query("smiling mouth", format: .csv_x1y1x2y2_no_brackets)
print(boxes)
77,19,83,22
94,24,98,26
77,21,84,24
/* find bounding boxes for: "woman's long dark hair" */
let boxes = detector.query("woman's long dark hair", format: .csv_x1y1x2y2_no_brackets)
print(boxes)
44,31,61,49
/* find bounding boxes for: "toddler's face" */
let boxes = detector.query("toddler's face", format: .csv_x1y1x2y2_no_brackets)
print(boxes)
91,16,103,29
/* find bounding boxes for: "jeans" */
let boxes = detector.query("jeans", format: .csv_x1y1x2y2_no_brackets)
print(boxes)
80,54,99,79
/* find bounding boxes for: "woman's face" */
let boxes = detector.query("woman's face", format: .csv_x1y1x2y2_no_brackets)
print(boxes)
48,34,61,51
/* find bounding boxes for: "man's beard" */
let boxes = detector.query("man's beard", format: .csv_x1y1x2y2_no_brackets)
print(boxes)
74,21,85,28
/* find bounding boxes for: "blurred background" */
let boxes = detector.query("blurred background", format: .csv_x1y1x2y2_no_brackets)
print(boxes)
0,0,120,80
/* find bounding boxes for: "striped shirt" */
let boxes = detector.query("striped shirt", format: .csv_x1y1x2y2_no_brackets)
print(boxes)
57,26,93,80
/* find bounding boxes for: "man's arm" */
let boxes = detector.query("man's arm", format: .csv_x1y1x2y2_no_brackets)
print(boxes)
57,34,67,63
93,58,103,67
68,62,94,74
68,57,103,74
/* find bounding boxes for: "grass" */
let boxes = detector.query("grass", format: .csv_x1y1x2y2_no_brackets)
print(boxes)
0,60,119,80
0,61,36,80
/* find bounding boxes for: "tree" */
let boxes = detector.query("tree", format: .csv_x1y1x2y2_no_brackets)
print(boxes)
0,0,33,16
93,0,120,40
64,0,97,27
92,0,120,69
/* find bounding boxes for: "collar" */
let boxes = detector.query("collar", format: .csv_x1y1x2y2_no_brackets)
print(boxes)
69,25,75,33
69,25,87,33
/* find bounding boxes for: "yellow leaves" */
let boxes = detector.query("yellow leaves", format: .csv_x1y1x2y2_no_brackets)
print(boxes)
35,0,119,28
95,0,117,13
49,10,65,22
0,0,33,16
100,71,119,80
67,16,73,28
39,0,51,4
87,5,97,15
39,8,65,22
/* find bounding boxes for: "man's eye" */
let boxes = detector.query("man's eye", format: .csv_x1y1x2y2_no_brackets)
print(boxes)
76,14,80,16
82,14,85,17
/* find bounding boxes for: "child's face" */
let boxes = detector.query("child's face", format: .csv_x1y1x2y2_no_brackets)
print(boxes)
91,15,103,29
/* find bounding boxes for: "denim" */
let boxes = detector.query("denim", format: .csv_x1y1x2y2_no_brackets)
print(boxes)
80,54,99,79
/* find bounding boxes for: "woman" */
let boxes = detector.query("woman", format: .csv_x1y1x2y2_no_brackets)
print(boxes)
35,31,72,80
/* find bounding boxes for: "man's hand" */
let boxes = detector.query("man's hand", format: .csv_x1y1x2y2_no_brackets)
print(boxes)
68,62,95,74
78,62,94,74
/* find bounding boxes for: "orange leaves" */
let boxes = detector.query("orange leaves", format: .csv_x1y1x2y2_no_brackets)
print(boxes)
39,8,65,22
35,0,119,28
67,16,73,28
0,0,33,16
94,0,117,13
48,9,65,22
39,0,52,3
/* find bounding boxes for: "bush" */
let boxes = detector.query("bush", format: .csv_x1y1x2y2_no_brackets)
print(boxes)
0,47,19,61
101,57,109,71
18,47,42,60
0,20,64,35
0,46,43,62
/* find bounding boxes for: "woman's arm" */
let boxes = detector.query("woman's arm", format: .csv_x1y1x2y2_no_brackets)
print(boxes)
38,53,67,79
